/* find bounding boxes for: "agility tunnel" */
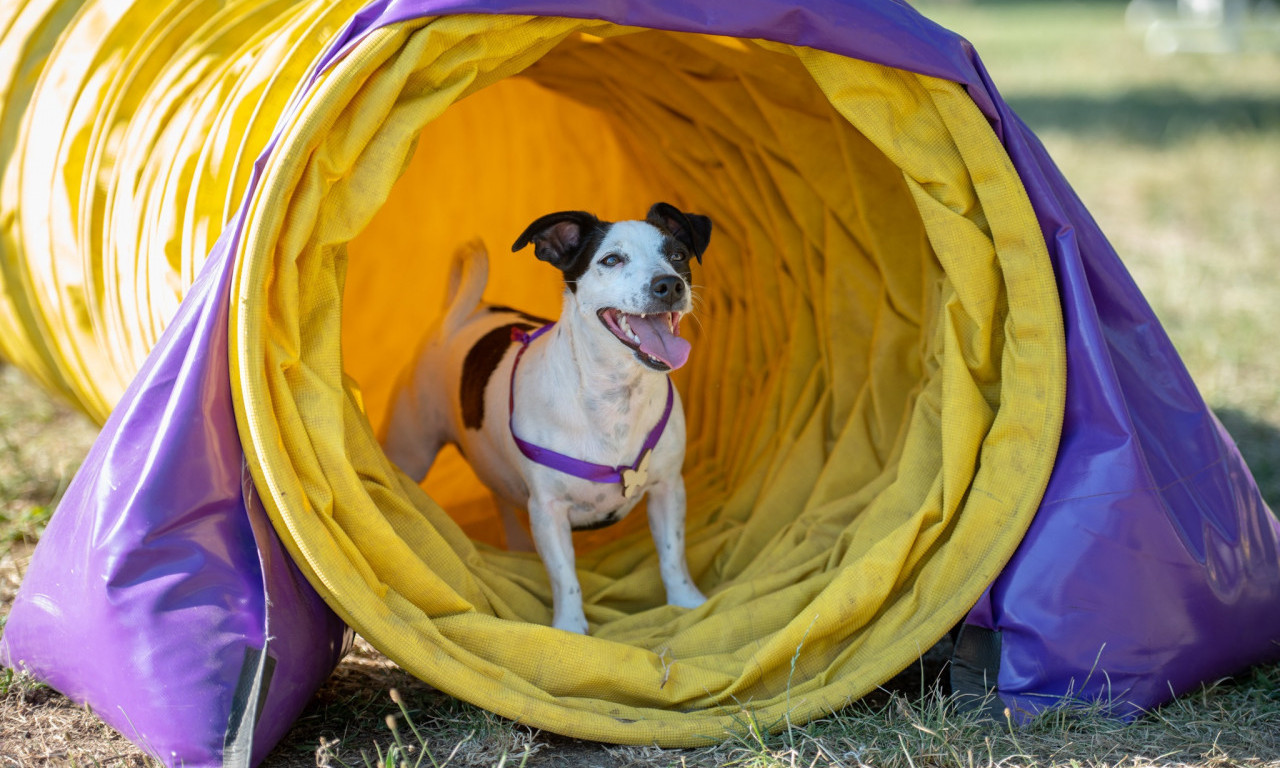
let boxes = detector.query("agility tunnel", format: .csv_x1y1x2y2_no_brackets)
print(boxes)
2,0,1278,764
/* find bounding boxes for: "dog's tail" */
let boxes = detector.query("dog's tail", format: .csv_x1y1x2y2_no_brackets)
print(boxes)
439,238,489,337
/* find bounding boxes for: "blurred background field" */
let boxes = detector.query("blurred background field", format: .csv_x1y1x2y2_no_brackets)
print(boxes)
2,1,1279,764
926,0,1280,508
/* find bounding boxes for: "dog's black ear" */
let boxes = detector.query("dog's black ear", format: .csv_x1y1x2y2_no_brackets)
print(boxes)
646,202,712,263
511,211,601,270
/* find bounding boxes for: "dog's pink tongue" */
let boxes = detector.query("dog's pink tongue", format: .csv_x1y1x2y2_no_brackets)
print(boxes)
631,315,691,370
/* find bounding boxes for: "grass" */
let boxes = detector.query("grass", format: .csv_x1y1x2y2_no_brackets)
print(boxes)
3,1,1280,765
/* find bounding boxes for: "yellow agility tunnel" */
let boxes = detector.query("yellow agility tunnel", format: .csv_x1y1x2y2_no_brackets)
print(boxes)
5,0,1276,765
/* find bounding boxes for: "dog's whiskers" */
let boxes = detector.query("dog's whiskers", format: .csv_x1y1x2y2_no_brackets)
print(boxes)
687,284,709,315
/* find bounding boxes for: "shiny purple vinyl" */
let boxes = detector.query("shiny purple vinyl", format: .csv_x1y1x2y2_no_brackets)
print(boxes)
3,1,1277,765
0,214,349,764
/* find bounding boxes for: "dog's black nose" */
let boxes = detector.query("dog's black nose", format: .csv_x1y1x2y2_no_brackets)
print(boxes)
650,275,686,302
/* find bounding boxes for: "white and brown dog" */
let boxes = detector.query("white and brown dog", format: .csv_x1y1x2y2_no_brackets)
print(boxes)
382,203,711,633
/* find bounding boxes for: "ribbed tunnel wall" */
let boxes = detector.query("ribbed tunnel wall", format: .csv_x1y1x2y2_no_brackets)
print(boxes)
343,31,941,549
0,0,360,418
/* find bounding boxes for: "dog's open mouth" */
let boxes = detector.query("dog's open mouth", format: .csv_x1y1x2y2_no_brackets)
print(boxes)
598,308,690,371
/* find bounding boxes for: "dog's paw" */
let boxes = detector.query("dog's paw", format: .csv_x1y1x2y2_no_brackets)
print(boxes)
552,611,589,634
666,583,707,610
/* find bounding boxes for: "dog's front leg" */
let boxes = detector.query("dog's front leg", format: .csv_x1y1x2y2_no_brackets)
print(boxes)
646,479,707,610
527,497,589,633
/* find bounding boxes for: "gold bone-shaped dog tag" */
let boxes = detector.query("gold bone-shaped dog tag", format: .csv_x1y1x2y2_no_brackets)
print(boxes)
621,450,652,498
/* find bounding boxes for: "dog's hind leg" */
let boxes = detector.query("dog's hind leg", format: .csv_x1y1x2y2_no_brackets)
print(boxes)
382,422,446,484
497,499,535,552
381,366,450,483
379,240,488,481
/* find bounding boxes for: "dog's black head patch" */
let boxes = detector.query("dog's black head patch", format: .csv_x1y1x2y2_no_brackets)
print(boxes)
514,205,712,293
512,211,611,293
646,202,712,264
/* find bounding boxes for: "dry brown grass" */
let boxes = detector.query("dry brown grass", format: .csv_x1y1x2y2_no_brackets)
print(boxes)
0,664,151,767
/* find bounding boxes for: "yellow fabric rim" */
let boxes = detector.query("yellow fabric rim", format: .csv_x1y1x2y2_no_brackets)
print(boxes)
229,15,1064,746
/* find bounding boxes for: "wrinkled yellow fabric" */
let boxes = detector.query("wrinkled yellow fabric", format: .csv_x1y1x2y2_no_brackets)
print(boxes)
229,14,1065,746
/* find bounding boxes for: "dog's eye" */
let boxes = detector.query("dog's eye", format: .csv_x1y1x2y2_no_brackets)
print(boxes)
670,251,687,263
600,253,624,267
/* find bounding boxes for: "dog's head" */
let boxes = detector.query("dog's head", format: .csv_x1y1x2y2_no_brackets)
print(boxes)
512,203,712,372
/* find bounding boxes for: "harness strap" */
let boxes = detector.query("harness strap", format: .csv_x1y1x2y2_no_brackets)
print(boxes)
508,323,673,492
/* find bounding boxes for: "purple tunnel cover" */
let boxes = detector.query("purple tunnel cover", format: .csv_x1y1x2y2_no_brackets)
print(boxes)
1,90,350,767
2,1,1277,766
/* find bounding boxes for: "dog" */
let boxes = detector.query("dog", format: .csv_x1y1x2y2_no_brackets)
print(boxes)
382,203,711,633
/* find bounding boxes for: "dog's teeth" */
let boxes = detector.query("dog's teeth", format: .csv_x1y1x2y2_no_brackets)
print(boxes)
619,315,641,344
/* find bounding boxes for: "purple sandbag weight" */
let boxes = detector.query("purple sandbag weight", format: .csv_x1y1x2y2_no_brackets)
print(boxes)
1,85,348,766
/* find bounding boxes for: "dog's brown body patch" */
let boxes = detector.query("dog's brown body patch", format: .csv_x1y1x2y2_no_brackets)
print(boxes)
460,322,535,430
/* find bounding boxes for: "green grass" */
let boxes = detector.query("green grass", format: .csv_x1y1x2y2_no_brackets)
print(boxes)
733,664,1280,768
2,2,1280,765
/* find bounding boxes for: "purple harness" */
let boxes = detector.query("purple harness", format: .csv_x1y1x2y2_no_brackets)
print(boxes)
509,323,673,497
